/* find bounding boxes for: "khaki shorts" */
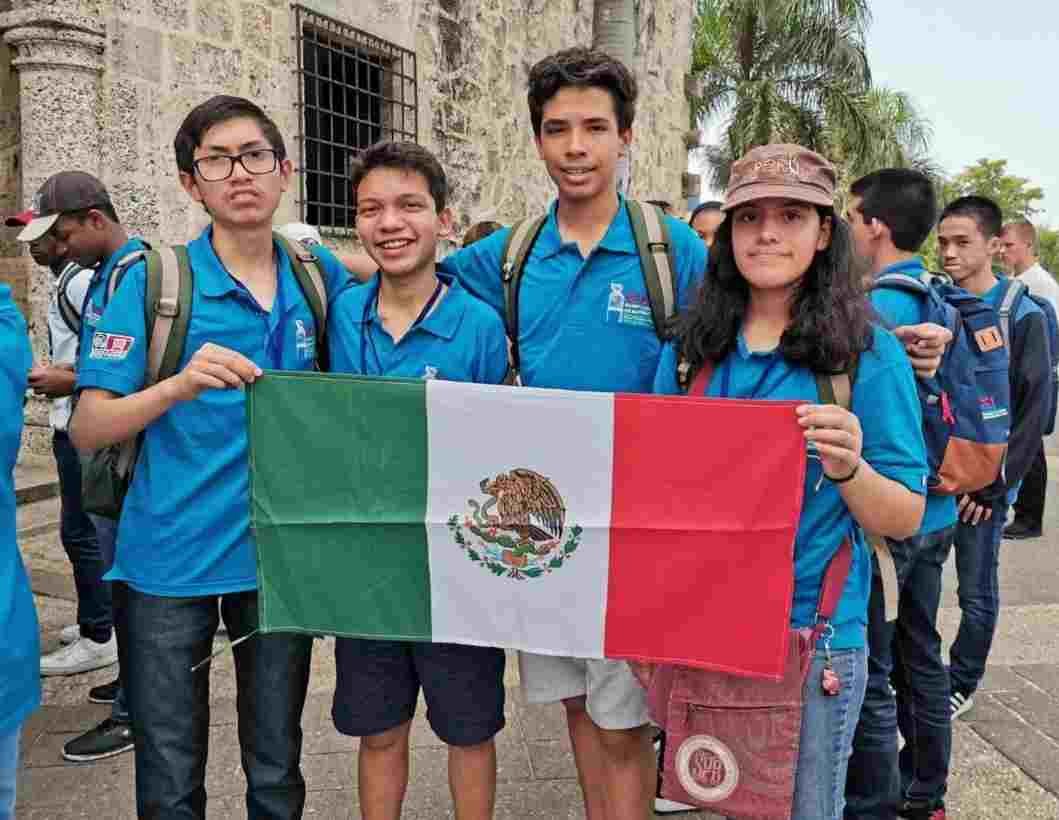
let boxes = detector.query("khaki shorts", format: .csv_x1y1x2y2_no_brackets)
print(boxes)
518,652,650,731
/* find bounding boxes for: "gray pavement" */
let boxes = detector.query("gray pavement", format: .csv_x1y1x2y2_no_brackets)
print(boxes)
13,457,1059,818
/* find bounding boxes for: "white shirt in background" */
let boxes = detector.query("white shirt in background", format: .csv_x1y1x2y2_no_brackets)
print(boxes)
46,263,93,432
1018,261,1059,315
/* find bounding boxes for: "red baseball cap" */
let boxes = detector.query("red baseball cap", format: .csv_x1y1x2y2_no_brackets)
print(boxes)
4,210,33,229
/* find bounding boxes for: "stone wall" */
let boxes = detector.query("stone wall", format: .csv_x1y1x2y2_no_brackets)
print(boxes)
0,0,695,454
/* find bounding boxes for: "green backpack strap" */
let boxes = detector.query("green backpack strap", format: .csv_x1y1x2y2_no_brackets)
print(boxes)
144,245,193,385
113,245,192,481
626,199,678,340
500,215,548,378
815,358,898,623
274,232,329,371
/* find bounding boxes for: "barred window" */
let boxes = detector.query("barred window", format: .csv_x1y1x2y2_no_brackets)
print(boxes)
294,5,418,233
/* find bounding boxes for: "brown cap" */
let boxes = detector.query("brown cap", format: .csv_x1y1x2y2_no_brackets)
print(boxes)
16,171,113,242
723,144,836,211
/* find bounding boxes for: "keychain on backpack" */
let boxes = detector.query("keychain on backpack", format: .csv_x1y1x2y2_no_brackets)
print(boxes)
820,623,841,696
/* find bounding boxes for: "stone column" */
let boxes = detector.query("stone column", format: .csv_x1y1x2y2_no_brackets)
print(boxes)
0,5,105,456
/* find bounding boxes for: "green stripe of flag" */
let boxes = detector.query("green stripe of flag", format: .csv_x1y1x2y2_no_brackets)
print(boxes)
248,372,432,638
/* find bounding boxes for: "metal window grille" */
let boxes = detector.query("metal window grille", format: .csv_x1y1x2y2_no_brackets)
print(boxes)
293,5,417,233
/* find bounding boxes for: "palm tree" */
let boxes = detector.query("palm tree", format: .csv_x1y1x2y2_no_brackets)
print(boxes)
690,0,932,190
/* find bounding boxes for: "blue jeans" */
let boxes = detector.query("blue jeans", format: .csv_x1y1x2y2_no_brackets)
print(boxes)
792,646,867,820
53,432,111,643
845,527,954,819
949,500,1008,697
123,587,312,819
87,514,129,722
0,726,19,820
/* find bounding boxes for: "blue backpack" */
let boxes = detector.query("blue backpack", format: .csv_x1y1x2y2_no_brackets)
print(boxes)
997,278,1059,436
873,271,1011,495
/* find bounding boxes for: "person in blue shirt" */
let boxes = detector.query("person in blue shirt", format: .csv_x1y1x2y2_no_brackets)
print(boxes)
340,48,709,817
329,140,508,820
653,144,928,820
32,170,146,763
936,197,1050,724
843,168,959,820
68,96,350,819
0,283,37,820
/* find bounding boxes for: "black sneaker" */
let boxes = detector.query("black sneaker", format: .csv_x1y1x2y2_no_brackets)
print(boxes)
898,799,946,820
88,678,120,704
62,718,134,762
1002,520,1042,540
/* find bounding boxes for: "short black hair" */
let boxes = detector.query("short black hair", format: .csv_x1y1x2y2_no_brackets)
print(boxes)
350,141,447,214
939,195,1003,239
690,201,723,222
850,169,936,252
174,96,286,175
527,47,637,137
645,199,672,213
462,220,502,247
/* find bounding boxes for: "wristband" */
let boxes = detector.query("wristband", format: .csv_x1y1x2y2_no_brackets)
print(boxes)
829,458,861,484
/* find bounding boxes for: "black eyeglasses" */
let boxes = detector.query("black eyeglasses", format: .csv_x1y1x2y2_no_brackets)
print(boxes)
193,148,280,181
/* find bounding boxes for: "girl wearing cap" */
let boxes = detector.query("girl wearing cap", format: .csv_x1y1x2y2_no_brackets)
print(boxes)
653,144,928,819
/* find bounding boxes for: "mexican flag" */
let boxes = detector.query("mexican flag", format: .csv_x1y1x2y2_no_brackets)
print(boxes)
248,373,807,680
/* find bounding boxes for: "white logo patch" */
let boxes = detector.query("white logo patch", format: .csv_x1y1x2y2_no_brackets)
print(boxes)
675,735,740,804
295,319,315,361
90,332,135,361
423,365,439,380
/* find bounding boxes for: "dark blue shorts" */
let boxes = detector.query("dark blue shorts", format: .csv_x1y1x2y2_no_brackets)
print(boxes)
332,638,506,746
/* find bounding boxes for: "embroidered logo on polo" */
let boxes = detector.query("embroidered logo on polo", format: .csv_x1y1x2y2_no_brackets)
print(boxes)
979,395,1008,422
90,332,134,361
675,735,740,804
83,300,102,327
295,320,315,361
605,282,652,328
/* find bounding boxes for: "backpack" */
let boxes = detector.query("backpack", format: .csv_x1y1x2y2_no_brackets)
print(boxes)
81,232,329,519
997,277,1059,436
500,200,678,380
872,271,1011,496
55,260,87,335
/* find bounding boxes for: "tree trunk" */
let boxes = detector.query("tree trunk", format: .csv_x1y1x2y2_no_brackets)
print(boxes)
592,0,636,194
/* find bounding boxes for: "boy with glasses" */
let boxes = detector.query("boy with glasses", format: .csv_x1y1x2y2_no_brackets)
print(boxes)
69,96,351,818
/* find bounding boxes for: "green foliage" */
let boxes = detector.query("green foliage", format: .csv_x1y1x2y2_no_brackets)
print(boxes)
689,0,933,192
939,159,1044,220
1038,227,1059,275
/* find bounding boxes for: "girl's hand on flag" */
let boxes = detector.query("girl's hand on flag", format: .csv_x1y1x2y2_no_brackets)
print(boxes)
171,342,263,402
796,404,863,482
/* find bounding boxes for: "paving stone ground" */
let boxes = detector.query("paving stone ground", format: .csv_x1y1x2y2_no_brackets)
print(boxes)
13,454,1059,818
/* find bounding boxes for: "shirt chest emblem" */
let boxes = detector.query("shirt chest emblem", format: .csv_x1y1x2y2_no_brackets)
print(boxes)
295,319,315,361
605,282,652,328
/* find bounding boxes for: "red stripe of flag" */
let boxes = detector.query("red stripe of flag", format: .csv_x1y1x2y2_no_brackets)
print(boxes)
604,394,807,680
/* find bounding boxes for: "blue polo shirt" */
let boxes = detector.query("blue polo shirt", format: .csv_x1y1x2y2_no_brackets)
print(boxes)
77,226,352,597
78,236,152,359
329,274,508,384
438,196,706,392
0,284,39,733
654,326,928,650
870,257,958,535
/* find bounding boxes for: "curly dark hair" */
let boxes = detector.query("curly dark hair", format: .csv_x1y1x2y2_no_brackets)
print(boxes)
527,47,637,137
676,207,874,376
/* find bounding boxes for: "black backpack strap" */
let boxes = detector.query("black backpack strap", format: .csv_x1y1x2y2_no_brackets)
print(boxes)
274,232,329,371
626,200,678,339
500,216,547,379
56,261,84,335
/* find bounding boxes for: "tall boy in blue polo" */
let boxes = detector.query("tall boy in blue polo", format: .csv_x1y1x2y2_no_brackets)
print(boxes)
70,96,351,819
438,48,706,818
938,198,1050,735
0,283,37,820
329,141,508,820
844,169,959,820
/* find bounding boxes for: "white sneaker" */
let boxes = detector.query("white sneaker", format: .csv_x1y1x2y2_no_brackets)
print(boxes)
40,635,118,676
59,624,81,645
950,691,974,720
